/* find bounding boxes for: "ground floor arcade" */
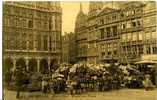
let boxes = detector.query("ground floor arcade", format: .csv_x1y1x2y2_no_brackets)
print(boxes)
3,53,61,74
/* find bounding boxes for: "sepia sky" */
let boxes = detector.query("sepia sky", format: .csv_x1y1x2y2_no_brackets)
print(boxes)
61,1,118,34
61,2,89,34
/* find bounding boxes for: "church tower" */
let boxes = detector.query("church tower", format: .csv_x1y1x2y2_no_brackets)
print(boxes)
75,3,87,30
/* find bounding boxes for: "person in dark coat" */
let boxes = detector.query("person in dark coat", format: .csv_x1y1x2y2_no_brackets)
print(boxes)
14,66,28,99
5,70,13,87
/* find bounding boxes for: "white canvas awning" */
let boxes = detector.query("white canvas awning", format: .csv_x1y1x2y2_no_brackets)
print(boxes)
135,60,157,64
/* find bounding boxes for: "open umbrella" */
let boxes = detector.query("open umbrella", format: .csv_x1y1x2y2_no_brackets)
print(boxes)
52,73,64,79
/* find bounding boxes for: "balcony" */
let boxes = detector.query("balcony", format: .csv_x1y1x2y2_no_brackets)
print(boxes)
120,27,143,33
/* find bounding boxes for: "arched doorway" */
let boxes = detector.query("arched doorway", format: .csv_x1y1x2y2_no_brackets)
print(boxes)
3,58,13,73
16,58,26,70
50,59,58,72
40,59,49,74
28,59,37,72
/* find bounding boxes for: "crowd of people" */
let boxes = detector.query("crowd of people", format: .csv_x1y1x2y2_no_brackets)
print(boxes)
41,62,156,94
4,62,156,98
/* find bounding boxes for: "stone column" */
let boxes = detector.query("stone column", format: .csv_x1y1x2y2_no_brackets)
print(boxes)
13,58,16,71
26,34,29,50
26,59,29,71
143,45,147,54
47,35,50,51
150,44,153,54
34,34,37,51
37,59,40,72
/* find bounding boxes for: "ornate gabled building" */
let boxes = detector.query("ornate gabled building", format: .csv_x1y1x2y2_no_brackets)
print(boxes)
3,1,62,74
75,4,88,62
119,1,157,63
75,1,157,64
97,7,121,63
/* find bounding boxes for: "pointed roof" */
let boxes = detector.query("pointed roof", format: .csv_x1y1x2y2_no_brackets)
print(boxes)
76,3,86,19
75,3,87,29
80,3,82,12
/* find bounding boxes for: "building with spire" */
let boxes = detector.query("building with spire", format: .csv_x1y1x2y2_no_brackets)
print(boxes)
74,1,157,64
75,3,88,62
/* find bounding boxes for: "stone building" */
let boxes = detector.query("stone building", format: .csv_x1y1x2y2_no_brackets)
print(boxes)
75,1,157,64
62,32,76,64
86,2,103,64
3,1,62,74
97,7,121,63
119,1,157,63
98,1,157,64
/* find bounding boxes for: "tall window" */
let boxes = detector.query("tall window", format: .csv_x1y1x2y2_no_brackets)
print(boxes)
100,19,104,25
43,35,48,51
139,45,143,54
153,46,157,54
100,28,104,39
21,33,27,50
49,36,52,51
28,34,33,50
146,46,151,54
106,27,111,38
15,17,19,27
28,20,33,28
37,35,41,50
132,21,136,27
22,19,27,28
112,26,117,36
49,18,52,30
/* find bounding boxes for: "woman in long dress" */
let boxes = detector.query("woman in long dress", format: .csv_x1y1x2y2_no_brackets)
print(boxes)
143,74,154,91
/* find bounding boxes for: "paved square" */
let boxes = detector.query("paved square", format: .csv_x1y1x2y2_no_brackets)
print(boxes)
4,89,157,100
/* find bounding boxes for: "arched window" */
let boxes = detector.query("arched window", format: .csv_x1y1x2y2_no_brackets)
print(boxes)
28,20,33,28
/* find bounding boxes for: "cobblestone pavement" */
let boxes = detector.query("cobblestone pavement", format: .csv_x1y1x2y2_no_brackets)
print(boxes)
3,88,157,100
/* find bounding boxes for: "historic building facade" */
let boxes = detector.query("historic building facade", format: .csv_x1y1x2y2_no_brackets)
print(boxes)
119,1,156,63
97,7,121,63
3,2,62,74
62,32,76,64
75,1,156,64
86,2,103,64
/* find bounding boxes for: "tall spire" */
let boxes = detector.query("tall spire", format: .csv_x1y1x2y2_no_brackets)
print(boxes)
80,3,83,12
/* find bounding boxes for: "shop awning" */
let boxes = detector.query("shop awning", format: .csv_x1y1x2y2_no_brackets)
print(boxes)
135,60,157,64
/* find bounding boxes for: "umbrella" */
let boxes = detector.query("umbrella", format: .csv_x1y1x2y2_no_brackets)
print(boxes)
52,73,64,79
69,63,83,73
57,77,63,80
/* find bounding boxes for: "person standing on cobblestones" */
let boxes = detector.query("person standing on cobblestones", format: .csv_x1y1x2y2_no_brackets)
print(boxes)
14,66,27,99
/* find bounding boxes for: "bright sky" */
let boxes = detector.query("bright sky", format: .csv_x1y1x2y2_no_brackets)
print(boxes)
61,2,89,34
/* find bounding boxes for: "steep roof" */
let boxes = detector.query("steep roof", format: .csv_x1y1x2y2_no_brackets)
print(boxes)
75,3,87,29
97,7,119,16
